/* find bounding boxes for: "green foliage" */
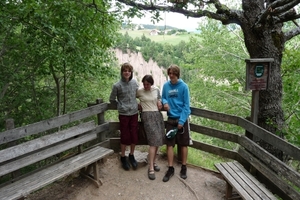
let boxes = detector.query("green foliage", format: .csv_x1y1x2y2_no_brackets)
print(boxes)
115,17,300,166
183,19,250,117
281,43,300,146
116,30,195,69
0,0,120,130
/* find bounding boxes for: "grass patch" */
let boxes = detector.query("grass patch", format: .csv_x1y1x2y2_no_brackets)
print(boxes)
119,30,198,45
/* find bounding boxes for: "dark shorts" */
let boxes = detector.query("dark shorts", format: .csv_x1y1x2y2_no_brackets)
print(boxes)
119,114,138,145
165,117,190,147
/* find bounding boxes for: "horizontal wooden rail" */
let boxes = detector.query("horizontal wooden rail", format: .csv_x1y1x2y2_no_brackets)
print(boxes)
239,136,300,189
0,103,108,145
189,106,300,163
190,140,239,161
190,123,239,143
107,103,300,163
190,107,239,125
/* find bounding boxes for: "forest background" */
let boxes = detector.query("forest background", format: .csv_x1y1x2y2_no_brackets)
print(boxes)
1,1,300,170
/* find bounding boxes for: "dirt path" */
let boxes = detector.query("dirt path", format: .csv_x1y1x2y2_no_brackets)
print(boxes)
27,148,227,200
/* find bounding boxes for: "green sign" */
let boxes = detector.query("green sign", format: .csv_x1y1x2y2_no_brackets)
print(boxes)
254,65,264,78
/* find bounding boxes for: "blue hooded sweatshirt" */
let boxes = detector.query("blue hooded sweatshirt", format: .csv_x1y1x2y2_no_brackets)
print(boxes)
161,79,191,125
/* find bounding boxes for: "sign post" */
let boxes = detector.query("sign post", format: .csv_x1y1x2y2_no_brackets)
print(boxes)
245,58,274,139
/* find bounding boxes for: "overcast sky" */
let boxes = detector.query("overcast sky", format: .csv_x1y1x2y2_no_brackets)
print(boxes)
131,11,201,32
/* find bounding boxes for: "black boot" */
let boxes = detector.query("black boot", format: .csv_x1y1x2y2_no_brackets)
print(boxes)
128,154,138,170
121,156,130,170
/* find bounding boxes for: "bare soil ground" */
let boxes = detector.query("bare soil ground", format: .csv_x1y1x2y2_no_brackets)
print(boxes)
27,148,227,200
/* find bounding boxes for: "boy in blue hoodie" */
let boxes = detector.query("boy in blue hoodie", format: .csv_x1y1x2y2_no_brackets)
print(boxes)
109,63,139,171
161,64,191,182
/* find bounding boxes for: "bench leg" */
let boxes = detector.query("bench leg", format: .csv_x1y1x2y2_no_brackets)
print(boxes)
226,181,233,200
80,161,102,188
93,161,101,185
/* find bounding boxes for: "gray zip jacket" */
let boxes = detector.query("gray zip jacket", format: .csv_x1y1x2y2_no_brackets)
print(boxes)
109,77,139,116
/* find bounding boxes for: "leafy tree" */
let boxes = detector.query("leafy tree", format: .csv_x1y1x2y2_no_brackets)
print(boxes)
281,41,300,146
0,0,120,130
114,0,300,159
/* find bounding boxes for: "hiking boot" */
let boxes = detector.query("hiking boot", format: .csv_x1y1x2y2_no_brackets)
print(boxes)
163,166,174,182
180,165,187,179
128,154,138,170
121,156,130,171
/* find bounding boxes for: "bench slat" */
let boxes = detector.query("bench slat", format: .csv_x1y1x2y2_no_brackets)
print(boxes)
216,162,253,199
228,162,275,199
0,103,108,145
238,147,300,200
0,131,96,176
0,122,109,177
0,121,96,163
215,161,276,200
0,146,114,200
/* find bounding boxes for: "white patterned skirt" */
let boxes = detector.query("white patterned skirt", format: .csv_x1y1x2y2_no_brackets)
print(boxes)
141,111,165,146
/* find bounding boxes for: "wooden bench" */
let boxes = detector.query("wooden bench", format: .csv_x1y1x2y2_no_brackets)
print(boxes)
215,161,277,200
0,103,114,200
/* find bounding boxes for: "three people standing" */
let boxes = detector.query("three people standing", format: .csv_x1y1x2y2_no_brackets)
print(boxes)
110,63,191,183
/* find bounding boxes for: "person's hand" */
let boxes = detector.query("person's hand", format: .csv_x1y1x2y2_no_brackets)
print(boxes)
138,103,142,111
157,101,162,110
178,124,183,130
163,103,170,112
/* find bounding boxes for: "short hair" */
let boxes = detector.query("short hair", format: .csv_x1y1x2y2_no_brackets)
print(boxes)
120,63,133,80
142,75,154,85
167,64,180,78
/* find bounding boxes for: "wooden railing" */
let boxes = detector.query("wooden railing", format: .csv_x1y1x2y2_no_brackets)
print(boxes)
106,100,300,200
1,99,300,200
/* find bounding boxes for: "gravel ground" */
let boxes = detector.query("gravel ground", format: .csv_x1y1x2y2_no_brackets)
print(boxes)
27,148,227,200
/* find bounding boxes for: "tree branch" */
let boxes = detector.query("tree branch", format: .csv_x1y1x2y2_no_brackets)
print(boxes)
284,27,300,41
277,10,300,23
270,0,300,15
116,0,242,25
255,0,300,28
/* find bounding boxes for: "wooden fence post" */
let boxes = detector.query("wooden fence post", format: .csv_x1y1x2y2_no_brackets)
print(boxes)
96,99,106,142
5,119,21,178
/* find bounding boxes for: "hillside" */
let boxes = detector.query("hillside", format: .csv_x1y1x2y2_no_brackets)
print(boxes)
115,48,167,89
119,29,196,44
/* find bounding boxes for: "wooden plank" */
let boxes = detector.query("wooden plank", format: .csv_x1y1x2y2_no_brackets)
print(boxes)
190,123,239,143
0,123,109,177
221,162,259,199
216,162,276,200
190,107,239,125
238,148,300,200
0,121,96,163
0,132,96,177
239,136,300,189
237,118,300,161
191,140,239,161
215,162,253,199
0,146,114,200
231,162,276,199
0,103,108,144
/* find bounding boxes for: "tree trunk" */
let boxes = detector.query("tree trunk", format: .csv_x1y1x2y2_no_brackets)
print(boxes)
241,2,285,160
